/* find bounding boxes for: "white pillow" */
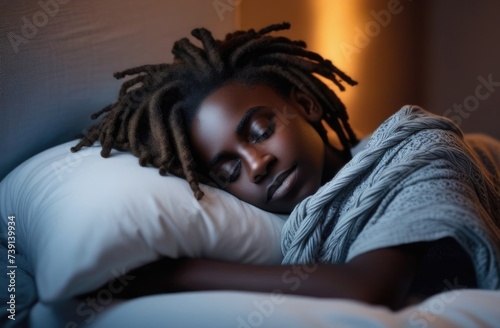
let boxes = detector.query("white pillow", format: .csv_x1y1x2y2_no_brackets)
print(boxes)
0,140,286,302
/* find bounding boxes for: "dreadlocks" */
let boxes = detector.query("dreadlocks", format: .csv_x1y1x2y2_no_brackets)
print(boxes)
71,22,358,200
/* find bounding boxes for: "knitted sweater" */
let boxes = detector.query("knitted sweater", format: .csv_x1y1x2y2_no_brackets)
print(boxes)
281,106,500,292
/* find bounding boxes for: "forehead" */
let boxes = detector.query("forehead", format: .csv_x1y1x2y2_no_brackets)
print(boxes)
195,82,283,121
189,82,285,156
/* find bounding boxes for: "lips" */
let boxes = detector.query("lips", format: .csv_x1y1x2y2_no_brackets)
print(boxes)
267,162,298,202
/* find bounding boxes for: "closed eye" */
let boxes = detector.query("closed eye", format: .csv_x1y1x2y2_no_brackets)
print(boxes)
212,158,241,187
228,159,241,182
251,116,276,143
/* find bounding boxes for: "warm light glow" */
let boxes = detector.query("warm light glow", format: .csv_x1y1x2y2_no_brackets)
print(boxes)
308,1,363,111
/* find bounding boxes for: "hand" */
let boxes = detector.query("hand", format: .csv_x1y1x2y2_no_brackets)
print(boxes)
77,257,190,300
118,256,191,298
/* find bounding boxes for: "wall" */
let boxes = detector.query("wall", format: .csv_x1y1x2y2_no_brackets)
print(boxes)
0,0,237,180
420,0,500,138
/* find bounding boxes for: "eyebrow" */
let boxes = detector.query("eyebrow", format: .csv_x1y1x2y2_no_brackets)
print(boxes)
207,106,266,170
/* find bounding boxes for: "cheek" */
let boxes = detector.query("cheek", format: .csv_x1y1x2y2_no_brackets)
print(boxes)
225,181,262,205
278,119,325,163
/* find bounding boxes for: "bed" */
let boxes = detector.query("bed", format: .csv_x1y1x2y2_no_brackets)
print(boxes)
1,1,500,327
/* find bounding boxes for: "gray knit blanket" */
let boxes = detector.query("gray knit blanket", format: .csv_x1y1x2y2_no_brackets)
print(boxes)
281,105,500,289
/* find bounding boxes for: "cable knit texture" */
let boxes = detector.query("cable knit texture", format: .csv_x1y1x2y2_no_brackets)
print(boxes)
281,105,500,289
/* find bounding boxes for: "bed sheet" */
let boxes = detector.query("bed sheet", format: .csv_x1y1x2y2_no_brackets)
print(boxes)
28,288,500,328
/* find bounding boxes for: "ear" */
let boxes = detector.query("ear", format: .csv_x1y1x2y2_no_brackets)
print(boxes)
290,87,323,123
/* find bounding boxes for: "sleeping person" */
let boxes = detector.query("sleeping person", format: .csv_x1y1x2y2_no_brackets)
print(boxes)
72,22,500,310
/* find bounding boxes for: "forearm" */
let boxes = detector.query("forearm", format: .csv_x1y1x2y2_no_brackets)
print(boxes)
172,259,358,299
118,246,418,309
120,258,363,301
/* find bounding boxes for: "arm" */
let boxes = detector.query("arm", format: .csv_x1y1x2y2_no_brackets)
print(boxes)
111,244,421,310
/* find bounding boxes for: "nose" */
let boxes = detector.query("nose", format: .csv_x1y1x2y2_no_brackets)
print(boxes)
241,146,275,183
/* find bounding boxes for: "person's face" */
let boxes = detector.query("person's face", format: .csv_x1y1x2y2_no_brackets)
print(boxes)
189,82,343,214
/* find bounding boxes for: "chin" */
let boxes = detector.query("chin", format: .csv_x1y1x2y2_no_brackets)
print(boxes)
301,177,322,199
277,192,317,213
